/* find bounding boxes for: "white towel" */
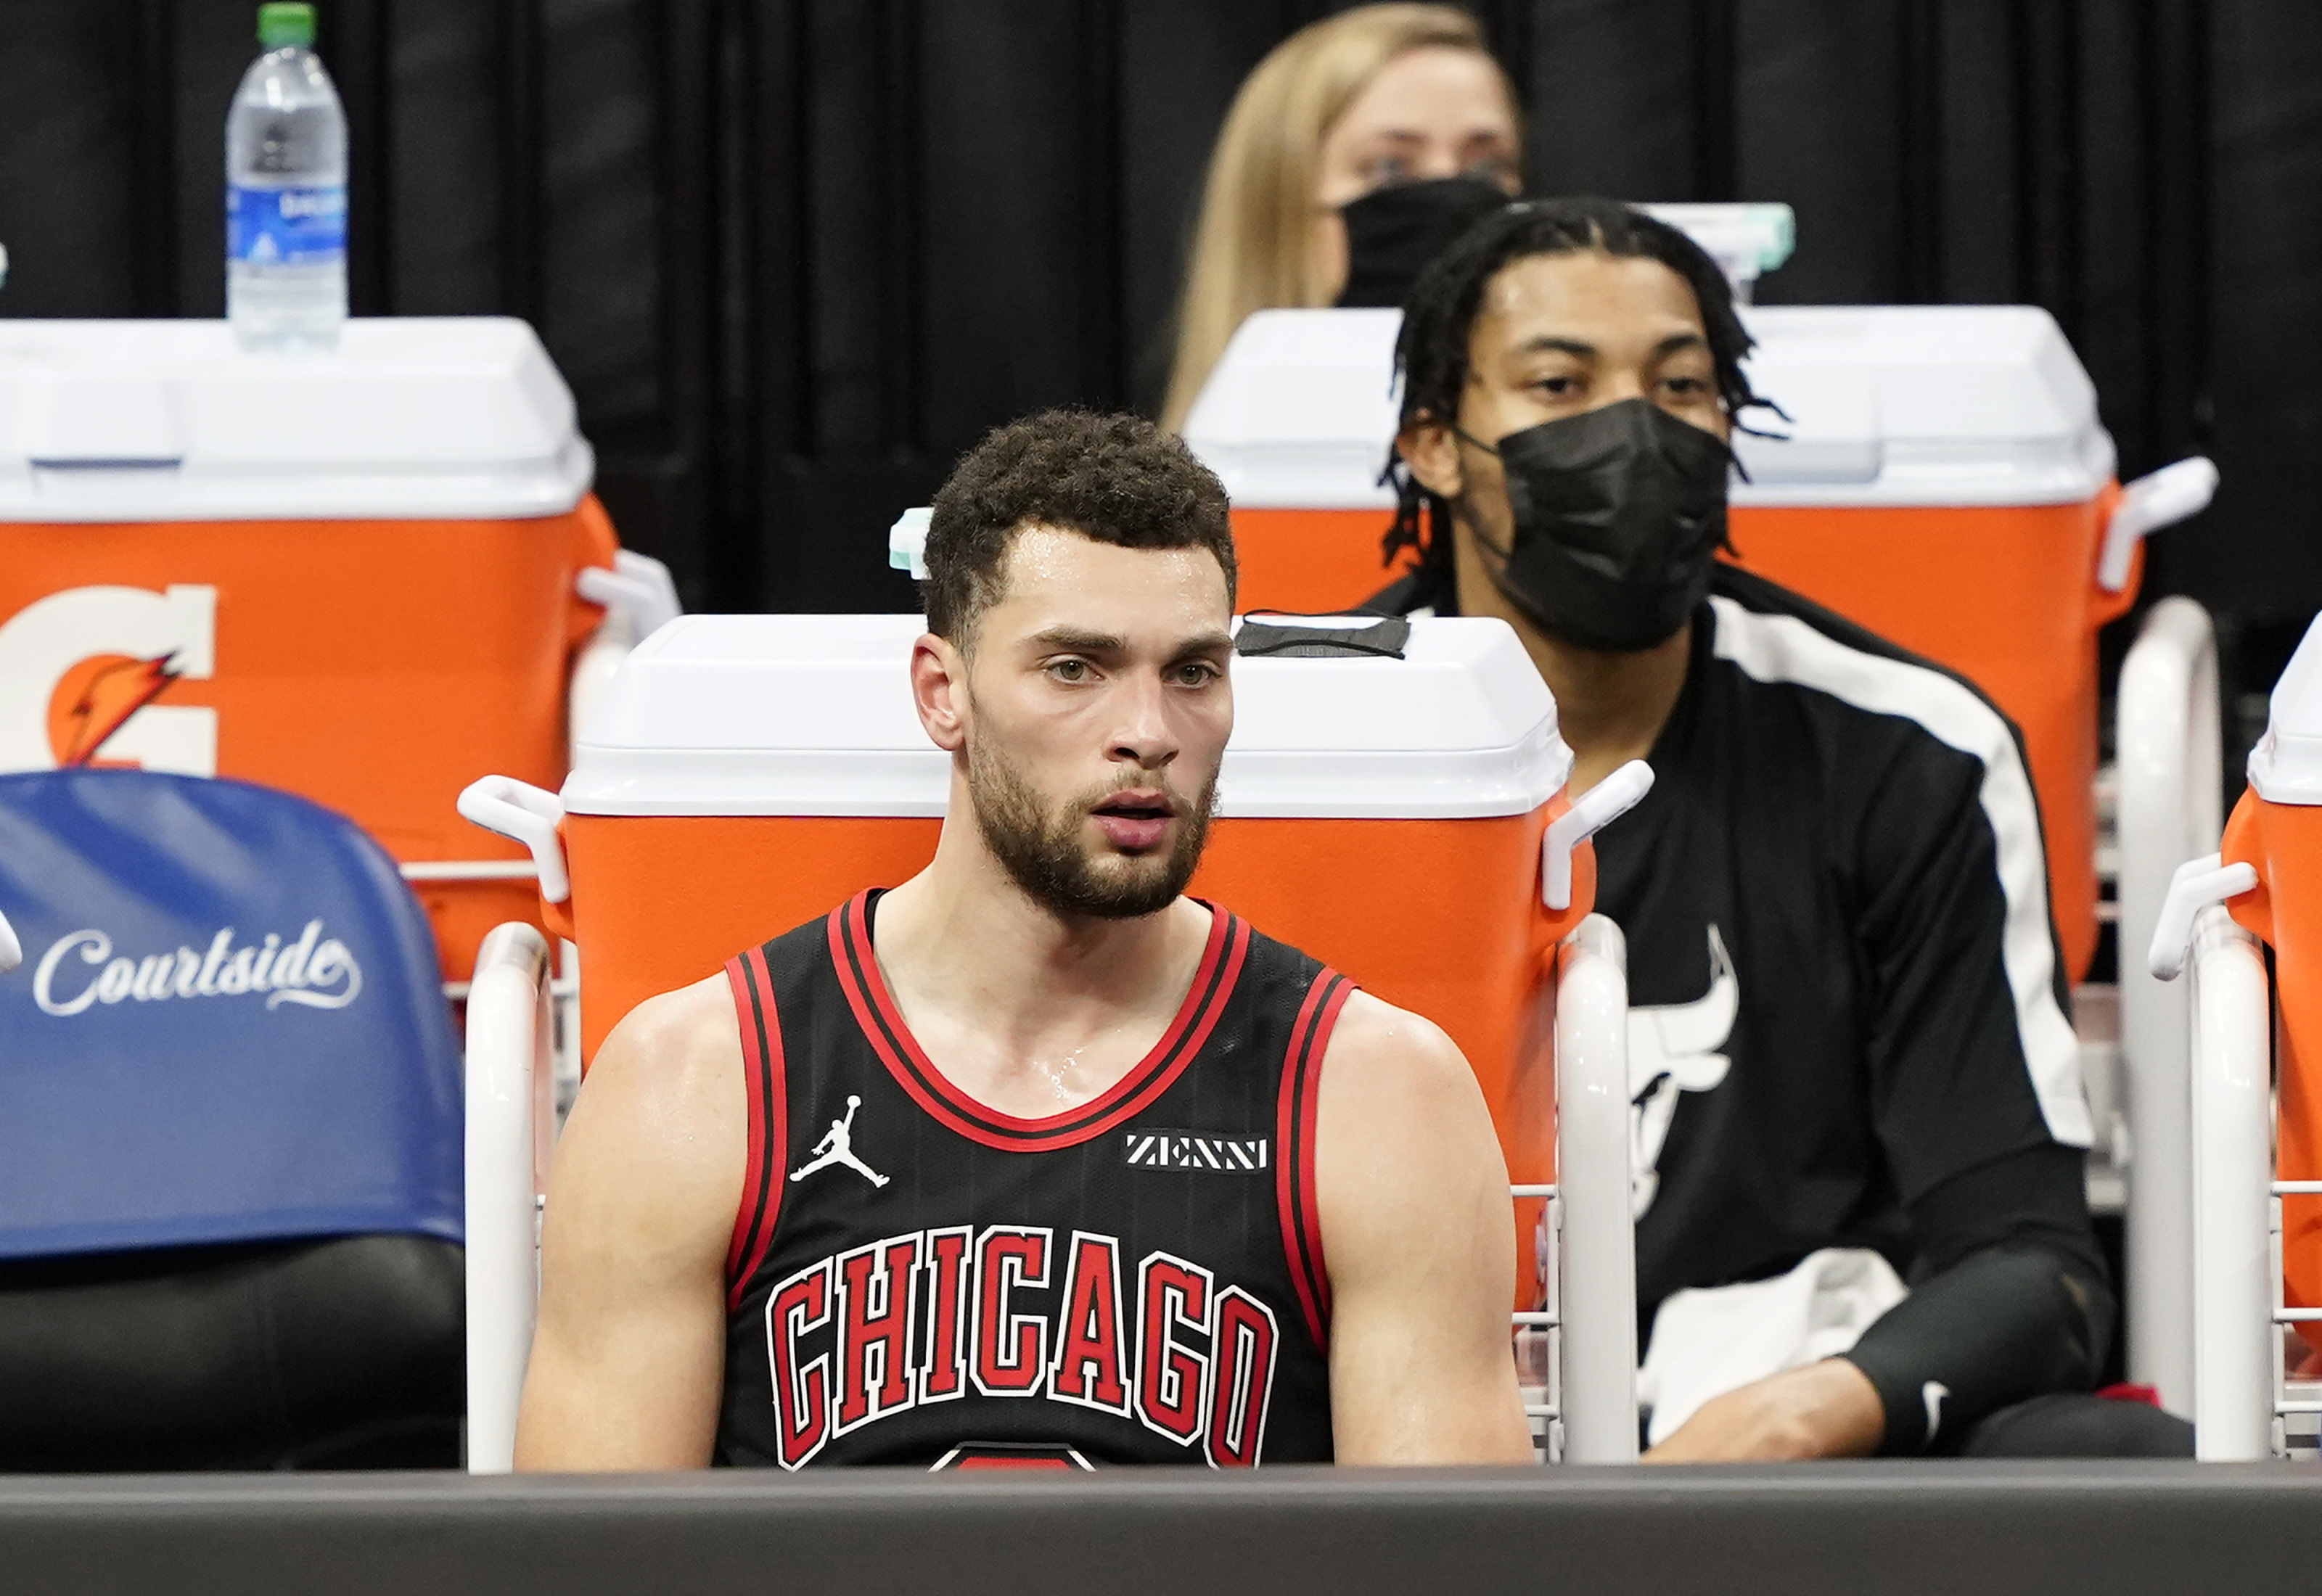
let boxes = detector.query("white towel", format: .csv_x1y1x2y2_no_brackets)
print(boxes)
1637,1247,1908,1446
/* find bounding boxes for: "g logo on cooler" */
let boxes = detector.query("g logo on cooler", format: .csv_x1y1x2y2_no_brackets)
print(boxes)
0,585,218,776
32,921,361,1017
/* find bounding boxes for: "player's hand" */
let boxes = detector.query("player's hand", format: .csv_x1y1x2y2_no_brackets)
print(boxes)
1640,1358,1884,1463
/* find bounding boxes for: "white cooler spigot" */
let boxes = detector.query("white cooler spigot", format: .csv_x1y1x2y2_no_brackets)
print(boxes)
458,776,571,905
2100,457,2219,594
575,550,683,641
2147,851,2260,982
570,552,683,755
1543,760,1654,912
0,903,20,974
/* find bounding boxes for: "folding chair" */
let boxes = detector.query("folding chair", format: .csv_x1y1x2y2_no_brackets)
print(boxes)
0,768,464,1468
2152,609,2322,1459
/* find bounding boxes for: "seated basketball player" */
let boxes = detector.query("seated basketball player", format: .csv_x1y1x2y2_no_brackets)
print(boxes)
514,411,1535,1470
1372,196,2189,1459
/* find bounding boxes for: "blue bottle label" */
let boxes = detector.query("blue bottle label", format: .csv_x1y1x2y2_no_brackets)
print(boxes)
227,184,347,266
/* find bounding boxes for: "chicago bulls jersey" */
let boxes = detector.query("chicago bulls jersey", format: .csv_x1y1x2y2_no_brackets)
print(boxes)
715,889,1345,1469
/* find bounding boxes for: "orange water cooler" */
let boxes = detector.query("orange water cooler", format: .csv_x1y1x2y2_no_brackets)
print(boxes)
0,318,655,979
463,611,1645,1305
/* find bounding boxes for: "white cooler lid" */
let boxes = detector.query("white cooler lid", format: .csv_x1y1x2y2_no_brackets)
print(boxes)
1182,310,1404,511
1181,303,2114,512
1733,305,2114,506
2249,612,2322,807
565,612,1569,820
0,317,592,522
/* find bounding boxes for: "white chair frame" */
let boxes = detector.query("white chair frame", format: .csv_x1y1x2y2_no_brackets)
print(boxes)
2113,596,2223,1414
2180,902,2292,1460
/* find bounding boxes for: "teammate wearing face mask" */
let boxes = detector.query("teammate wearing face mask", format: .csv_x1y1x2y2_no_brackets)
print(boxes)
1377,197,2190,1460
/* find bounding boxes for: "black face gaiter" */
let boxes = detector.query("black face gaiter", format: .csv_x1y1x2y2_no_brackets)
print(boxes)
1335,175,1512,308
1459,398,1733,652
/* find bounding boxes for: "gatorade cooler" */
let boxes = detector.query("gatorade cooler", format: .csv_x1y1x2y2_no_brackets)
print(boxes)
0,318,625,979
1183,303,2212,982
463,611,1629,1304
2218,614,2322,1348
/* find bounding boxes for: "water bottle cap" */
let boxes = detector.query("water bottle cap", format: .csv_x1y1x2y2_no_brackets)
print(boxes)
258,3,316,49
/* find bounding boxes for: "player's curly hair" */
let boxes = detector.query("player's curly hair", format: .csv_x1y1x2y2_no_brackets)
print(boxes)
1382,196,1775,577
924,408,1236,648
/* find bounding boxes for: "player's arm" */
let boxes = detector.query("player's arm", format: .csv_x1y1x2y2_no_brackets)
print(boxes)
1837,727,2112,1455
512,976,744,1470
1316,990,1535,1465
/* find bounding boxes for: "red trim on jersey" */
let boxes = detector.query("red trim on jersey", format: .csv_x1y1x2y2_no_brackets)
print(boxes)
723,945,789,1312
1298,977,1350,1328
826,890,1250,1153
1275,969,1350,1349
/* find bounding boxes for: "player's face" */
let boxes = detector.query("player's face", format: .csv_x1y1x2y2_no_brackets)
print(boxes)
959,526,1235,920
1401,248,1728,547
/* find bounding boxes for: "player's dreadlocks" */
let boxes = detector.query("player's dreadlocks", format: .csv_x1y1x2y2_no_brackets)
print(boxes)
1380,196,1776,579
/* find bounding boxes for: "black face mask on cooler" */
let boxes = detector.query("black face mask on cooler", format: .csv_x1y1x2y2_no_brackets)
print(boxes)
1457,398,1733,653
1335,174,1512,308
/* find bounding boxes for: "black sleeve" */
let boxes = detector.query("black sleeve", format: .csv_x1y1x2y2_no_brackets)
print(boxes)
1852,724,2085,1204
1837,689,2104,1452
1840,1143,2112,1453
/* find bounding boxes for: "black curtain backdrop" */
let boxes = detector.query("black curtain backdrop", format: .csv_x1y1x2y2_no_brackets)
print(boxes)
0,0,2313,675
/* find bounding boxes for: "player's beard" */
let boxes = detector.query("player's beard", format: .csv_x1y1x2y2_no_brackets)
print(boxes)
966,735,1218,921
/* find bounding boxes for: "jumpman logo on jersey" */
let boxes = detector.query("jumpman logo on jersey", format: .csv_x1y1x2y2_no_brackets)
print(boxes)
790,1095,890,1188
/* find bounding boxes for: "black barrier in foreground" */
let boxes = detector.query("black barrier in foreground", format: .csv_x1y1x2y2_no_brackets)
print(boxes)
1,1462,2319,1596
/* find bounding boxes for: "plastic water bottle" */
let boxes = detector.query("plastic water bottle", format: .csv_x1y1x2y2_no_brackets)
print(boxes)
226,4,347,350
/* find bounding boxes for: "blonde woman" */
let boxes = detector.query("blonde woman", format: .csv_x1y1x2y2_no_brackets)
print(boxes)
1160,4,1523,432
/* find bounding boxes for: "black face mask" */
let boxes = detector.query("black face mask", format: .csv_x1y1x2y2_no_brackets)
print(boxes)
1335,175,1512,309
1458,398,1732,653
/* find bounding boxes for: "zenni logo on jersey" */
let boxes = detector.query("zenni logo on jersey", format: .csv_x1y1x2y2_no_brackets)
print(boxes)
1121,1130,1269,1172
31,920,363,1016
763,1225,1280,1470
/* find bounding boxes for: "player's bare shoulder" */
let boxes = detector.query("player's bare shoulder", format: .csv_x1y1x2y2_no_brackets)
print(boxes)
1315,988,1490,1124
573,974,741,1124
1310,986,1512,1258
549,973,747,1243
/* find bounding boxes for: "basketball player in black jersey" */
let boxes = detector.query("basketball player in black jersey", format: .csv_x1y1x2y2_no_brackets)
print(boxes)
515,410,1534,1470
1373,198,2186,1460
